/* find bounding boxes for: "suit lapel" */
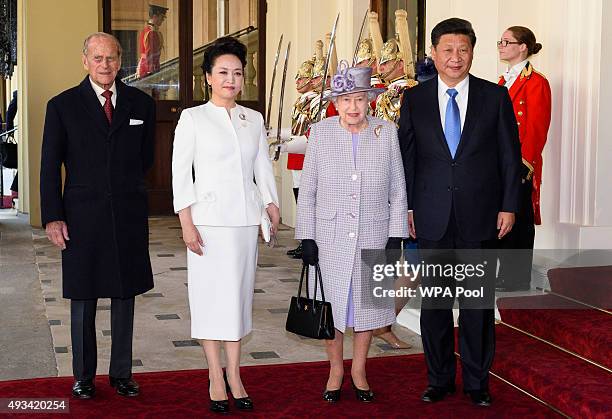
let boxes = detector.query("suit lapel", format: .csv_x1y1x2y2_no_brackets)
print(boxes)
78,77,110,134
109,80,133,136
427,78,452,158
455,74,483,158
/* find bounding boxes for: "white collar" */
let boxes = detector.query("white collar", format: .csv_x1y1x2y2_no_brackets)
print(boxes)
438,75,469,97
89,77,117,98
503,59,528,81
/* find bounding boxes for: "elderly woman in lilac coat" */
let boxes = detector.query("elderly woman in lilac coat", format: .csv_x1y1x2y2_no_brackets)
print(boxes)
295,61,408,403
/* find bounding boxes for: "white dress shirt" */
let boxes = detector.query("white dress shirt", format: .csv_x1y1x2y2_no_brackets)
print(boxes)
438,75,469,134
503,59,528,90
89,77,117,108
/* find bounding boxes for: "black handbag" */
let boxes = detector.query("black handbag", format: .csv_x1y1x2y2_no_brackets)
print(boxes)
286,263,335,340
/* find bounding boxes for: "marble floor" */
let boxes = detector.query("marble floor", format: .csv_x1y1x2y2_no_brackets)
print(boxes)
1,211,422,380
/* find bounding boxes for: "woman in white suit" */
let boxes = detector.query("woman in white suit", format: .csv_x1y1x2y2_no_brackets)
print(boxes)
172,37,279,414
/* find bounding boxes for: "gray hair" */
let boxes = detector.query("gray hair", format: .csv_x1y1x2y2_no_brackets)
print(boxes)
82,32,122,57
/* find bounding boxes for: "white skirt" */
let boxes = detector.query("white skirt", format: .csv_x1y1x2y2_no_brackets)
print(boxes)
187,225,259,341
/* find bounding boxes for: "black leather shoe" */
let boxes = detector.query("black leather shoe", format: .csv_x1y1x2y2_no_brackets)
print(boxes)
209,378,230,414
223,371,253,410
421,385,456,402
72,380,95,399
322,377,344,403
109,377,139,397
351,378,374,402
465,389,492,406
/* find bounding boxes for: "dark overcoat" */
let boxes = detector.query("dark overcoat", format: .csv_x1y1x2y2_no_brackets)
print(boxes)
40,77,155,299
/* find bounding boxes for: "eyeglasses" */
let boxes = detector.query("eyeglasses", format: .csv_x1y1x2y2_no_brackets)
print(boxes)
497,40,522,47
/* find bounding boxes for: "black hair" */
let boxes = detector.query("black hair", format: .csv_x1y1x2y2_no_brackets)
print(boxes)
202,36,247,74
431,18,477,48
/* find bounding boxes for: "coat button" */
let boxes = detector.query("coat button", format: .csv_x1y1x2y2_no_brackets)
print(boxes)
351,174,358,181
451,162,457,167
454,186,459,191
517,122,521,126
520,100,525,105
348,232,356,238
351,194,357,200
518,111,523,116
447,187,452,191
348,212,356,219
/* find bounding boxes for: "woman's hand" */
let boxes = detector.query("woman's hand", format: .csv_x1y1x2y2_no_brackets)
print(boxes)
182,224,204,255
177,208,204,255
266,203,280,236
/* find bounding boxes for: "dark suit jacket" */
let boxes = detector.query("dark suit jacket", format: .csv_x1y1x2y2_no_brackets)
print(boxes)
399,74,521,242
40,77,155,299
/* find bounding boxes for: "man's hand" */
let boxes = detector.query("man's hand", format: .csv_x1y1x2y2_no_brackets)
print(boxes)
266,203,281,236
182,224,204,256
497,212,515,239
408,211,416,239
46,221,69,250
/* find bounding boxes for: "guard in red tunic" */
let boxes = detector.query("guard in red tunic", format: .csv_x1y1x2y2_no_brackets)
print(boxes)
496,26,552,291
137,4,167,78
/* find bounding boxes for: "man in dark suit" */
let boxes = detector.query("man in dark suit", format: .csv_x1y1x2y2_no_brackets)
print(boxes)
399,18,521,406
40,32,155,399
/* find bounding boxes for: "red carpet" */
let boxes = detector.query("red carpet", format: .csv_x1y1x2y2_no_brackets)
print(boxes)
0,354,557,418
498,294,612,368
492,324,612,418
547,266,612,309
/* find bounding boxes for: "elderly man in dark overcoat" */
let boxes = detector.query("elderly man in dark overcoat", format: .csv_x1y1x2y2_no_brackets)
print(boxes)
40,32,155,399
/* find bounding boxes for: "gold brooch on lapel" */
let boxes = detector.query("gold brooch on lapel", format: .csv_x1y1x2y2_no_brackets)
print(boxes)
374,125,383,138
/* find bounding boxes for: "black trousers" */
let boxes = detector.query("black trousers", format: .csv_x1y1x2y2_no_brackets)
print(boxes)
497,179,535,288
418,212,496,391
71,297,135,381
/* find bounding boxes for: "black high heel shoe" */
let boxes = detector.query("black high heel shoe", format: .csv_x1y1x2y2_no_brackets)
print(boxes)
351,378,374,402
208,377,230,414
224,370,253,410
323,376,344,403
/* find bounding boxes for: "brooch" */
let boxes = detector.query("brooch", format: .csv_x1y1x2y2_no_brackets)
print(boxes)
374,125,382,138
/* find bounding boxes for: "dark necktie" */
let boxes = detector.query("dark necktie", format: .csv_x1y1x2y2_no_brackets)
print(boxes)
102,90,113,124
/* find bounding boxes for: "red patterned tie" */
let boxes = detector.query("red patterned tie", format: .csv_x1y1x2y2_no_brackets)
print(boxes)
102,90,113,124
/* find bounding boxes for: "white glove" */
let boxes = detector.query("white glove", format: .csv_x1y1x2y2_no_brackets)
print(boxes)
281,135,308,154
266,127,292,141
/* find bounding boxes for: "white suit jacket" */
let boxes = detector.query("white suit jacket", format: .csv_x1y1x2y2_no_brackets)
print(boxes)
172,101,279,226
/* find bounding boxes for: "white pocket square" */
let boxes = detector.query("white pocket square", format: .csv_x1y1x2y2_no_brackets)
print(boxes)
129,119,144,125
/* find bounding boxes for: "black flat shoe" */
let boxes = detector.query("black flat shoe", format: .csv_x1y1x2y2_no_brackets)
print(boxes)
209,378,230,414
322,377,344,403
421,385,456,403
224,371,253,410
72,380,95,399
464,389,492,406
109,376,139,397
351,378,374,402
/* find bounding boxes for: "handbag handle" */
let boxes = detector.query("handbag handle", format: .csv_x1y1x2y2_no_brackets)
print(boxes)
295,262,327,313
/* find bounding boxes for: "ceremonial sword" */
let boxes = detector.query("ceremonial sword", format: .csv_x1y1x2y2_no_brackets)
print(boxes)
270,41,291,161
352,9,369,66
265,34,283,130
315,13,340,122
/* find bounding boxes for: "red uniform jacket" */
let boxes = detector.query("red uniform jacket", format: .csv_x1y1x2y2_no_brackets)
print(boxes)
287,101,338,170
137,23,163,78
498,62,551,224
